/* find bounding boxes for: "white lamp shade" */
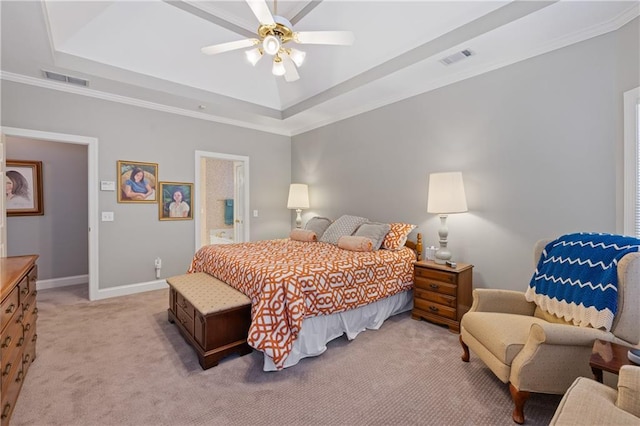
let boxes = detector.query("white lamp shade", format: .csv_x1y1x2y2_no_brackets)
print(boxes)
427,172,468,214
287,184,309,209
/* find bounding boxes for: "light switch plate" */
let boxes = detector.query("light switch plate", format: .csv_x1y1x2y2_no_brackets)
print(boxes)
100,181,116,191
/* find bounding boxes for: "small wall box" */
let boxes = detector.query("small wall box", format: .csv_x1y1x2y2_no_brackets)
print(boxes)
101,181,116,191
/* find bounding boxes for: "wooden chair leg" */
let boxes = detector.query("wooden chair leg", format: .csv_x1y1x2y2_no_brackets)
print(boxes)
460,335,470,362
509,383,530,424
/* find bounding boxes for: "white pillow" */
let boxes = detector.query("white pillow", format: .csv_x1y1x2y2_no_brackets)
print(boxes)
319,215,368,245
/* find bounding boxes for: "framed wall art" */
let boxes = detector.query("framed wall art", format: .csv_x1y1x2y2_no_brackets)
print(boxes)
159,181,193,221
117,160,158,203
6,160,44,216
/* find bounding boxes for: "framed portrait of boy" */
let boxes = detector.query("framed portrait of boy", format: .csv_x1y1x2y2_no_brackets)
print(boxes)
6,160,44,216
159,181,193,221
117,160,158,203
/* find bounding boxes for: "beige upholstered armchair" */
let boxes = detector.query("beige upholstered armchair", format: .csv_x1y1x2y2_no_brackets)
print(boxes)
550,365,640,425
459,238,640,424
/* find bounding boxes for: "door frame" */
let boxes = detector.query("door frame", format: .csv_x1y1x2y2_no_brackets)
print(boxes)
1,126,99,300
194,150,250,251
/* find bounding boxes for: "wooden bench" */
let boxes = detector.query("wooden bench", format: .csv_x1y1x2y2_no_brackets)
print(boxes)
167,273,252,369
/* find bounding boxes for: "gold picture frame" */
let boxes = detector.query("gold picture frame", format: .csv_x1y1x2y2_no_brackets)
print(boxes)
158,181,193,221
117,160,158,203
6,160,44,216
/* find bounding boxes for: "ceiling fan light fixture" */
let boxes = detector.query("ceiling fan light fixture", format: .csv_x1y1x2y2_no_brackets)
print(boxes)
288,48,306,67
272,56,286,76
245,48,263,66
263,35,281,56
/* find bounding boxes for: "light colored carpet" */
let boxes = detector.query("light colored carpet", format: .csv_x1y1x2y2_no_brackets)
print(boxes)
10,285,562,425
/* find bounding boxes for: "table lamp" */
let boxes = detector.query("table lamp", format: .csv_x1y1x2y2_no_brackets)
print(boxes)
427,172,468,264
287,183,309,228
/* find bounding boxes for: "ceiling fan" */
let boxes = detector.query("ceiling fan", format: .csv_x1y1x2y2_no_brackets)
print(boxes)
200,0,355,82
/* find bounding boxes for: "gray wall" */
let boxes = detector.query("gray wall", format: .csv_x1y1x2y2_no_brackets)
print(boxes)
6,137,88,281
1,82,291,289
292,18,639,291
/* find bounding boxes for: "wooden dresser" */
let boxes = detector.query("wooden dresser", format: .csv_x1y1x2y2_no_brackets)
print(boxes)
411,260,473,333
1,255,38,426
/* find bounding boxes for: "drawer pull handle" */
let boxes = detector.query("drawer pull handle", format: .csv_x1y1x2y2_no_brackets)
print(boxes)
429,284,439,290
1,402,11,419
1,336,11,348
17,337,24,347
429,306,439,312
34,307,39,315
21,287,29,295
24,303,30,312
23,354,30,364
32,334,38,343
24,323,31,332
16,314,24,324
15,370,24,383
2,363,11,376
5,303,15,314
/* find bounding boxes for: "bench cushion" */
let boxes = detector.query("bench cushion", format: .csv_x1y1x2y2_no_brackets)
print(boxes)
166,272,250,315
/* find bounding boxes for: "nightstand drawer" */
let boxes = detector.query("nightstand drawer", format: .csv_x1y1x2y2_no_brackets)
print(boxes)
414,287,456,308
414,277,457,296
413,298,457,320
414,267,457,284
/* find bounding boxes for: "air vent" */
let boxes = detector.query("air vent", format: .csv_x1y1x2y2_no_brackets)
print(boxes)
439,49,473,66
43,70,89,87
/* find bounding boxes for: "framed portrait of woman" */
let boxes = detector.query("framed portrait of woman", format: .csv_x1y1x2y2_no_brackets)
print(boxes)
6,160,44,216
117,160,159,203
158,181,193,221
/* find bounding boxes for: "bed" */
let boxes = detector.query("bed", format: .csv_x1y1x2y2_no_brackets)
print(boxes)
188,221,421,371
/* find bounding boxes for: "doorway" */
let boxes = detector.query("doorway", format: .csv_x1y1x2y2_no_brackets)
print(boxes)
194,151,249,251
1,127,99,300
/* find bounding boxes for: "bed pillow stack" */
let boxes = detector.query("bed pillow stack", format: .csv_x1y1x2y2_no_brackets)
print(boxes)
305,217,332,239
354,222,391,251
319,215,368,245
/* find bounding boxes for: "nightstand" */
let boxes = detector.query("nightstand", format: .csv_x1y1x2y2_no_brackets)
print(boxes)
411,260,473,333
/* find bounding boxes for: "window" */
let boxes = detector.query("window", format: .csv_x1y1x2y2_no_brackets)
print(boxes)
623,87,640,237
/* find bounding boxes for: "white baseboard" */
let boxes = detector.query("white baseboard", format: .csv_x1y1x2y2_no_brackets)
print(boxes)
36,275,89,290
36,275,169,300
92,279,169,300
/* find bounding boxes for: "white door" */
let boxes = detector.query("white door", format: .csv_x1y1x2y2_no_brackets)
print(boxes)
0,133,6,256
233,161,245,243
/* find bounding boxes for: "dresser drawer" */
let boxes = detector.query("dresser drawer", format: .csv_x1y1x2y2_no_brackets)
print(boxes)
175,306,195,335
176,293,195,320
21,333,36,377
0,287,20,333
414,287,456,308
0,318,23,362
414,277,457,296
413,298,457,320
0,349,22,399
414,267,457,284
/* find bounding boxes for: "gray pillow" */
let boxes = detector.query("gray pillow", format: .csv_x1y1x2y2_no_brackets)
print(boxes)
354,222,391,251
320,214,368,245
305,217,332,239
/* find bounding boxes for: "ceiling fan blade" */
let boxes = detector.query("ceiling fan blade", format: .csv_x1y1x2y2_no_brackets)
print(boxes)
282,55,300,82
294,31,355,46
246,0,275,26
201,38,258,55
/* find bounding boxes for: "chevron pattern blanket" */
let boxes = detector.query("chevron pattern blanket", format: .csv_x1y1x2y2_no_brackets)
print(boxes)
525,233,640,331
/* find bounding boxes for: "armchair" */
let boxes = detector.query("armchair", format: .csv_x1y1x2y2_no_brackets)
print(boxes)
459,237,640,424
550,365,640,425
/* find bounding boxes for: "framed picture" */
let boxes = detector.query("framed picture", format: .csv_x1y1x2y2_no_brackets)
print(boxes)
6,160,44,216
159,181,193,221
117,160,158,203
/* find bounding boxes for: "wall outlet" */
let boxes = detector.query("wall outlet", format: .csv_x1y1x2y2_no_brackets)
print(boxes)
101,211,114,222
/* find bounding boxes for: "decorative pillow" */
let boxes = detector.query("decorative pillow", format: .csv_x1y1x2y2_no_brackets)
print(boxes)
354,222,391,251
304,217,332,239
289,229,317,242
337,236,373,252
319,215,368,245
382,222,416,250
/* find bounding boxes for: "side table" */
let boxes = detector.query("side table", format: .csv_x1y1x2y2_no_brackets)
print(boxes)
589,339,638,383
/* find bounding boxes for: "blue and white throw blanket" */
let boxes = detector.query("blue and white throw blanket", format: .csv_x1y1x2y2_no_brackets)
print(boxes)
525,233,640,331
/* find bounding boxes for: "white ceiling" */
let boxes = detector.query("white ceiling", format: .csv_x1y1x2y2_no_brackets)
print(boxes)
1,1,638,136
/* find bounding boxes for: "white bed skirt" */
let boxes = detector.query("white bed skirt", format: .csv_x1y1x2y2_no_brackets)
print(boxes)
262,290,413,371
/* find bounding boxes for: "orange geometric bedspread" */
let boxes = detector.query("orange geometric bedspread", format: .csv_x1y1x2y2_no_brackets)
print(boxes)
188,239,416,369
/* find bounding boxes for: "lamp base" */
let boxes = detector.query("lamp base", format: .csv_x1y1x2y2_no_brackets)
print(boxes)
435,214,452,264
295,209,303,229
